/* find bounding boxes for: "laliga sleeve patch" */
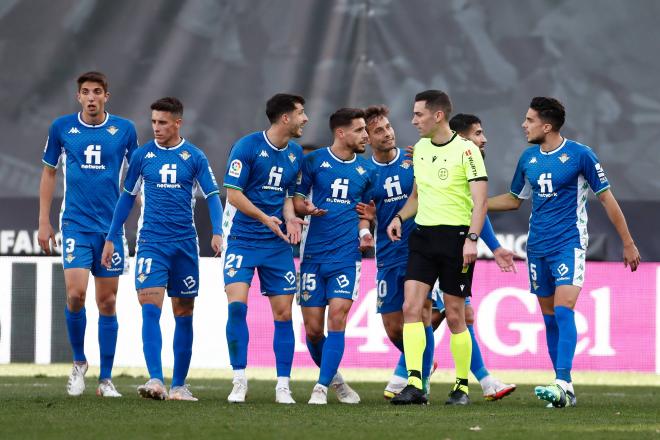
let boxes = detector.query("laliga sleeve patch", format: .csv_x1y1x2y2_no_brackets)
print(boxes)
228,159,242,178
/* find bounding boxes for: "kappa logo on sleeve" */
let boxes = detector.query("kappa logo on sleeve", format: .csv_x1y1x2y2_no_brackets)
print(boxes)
228,159,243,178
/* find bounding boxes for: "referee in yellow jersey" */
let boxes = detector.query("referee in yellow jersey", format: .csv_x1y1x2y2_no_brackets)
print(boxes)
387,90,488,405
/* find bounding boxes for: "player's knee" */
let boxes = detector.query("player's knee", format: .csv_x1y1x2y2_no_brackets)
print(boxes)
305,326,324,343
402,300,423,321
173,298,194,317
431,310,444,330
96,295,116,315
327,312,348,331
66,290,86,311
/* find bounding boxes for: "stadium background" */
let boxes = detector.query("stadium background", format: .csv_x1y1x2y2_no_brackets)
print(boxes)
0,0,658,374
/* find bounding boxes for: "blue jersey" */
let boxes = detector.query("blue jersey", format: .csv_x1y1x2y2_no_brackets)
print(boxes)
42,112,138,234
510,139,610,256
296,147,377,264
123,138,220,243
222,131,303,247
371,148,416,269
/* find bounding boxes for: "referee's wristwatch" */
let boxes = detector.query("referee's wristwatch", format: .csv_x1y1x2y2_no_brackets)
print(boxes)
467,232,479,242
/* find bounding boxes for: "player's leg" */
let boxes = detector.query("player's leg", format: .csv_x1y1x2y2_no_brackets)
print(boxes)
317,298,353,400
299,262,326,367
465,301,516,400
222,244,256,402
259,245,297,403
91,232,126,397
61,232,94,396
378,266,407,399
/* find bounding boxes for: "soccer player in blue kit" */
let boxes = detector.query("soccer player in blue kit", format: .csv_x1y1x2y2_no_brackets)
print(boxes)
221,94,308,404
488,97,640,407
38,71,138,397
294,108,376,405
102,97,223,401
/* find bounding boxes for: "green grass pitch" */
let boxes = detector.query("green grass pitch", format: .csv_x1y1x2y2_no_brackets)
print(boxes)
1,374,658,439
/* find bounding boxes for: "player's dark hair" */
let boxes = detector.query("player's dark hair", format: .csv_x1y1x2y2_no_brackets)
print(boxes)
151,97,184,118
77,71,108,93
364,105,390,127
529,97,565,131
414,89,452,118
266,93,305,123
449,113,482,135
329,108,365,132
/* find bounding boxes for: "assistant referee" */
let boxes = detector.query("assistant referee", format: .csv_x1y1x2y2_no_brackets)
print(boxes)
387,90,488,406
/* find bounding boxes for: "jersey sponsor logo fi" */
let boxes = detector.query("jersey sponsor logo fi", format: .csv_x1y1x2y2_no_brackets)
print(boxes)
81,145,106,170
328,178,350,204
228,159,242,178
383,175,408,202
158,164,181,188
262,166,284,191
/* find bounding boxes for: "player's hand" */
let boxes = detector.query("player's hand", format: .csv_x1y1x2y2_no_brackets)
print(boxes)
386,217,402,241
286,217,307,245
404,145,414,159
359,232,375,252
356,200,376,221
623,242,641,272
263,216,289,242
101,240,115,269
462,240,478,267
211,234,223,257
38,221,57,255
493,247,517,273
302,199,327,217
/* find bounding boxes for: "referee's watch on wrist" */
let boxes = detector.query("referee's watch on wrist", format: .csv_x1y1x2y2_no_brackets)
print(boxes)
467,232,479,242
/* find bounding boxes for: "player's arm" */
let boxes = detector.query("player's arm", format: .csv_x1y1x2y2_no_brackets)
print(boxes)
488,192,523,211
386,181,418,241
101,191,137,268
358,218,374,251
598,189,640,271
283,197,307,245
464,179,487,266
481,215,517,273
226,187,289,242
38,166,58,255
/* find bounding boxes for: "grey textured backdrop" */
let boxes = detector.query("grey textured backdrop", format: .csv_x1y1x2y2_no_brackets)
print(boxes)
1,0,658,258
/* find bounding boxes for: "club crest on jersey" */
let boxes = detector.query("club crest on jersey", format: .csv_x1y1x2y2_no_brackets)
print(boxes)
320,161,331,168
259,150,269,158
228,159,242,178
106,126,119,135
529,157,538,164
68,127,80,134
65,254,75,263
137,273,148,283
179,150,191,161
145,152,156,159
356,166,366,175
401,161,411,169
559,153,570,163
301,291,312,302
226,268,237,278
288,152,296,163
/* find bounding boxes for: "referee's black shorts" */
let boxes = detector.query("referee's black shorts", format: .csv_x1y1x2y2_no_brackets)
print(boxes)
405,225,474,298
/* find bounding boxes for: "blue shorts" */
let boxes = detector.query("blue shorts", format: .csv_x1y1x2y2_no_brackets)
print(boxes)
61,230,127,277
222,241,297,296
298,261,361,307
433,281,471,313
134,238,199,297
527,247,586,297
376,265,436,314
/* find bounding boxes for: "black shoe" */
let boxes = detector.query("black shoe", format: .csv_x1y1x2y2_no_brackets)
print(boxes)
390,385,428,405
445,388,470,405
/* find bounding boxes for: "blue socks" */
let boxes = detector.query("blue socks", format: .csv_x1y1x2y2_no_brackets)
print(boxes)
392,339,407,379
306,335,326,367
65,306,87,362
318,331,345,386
172,315,193,387
422,326,434,380
468,324,489,381
141,304,163,381
554,306,576,383
274,320,294,378
543,313,559,373
226,302,249,370
98,314,118,380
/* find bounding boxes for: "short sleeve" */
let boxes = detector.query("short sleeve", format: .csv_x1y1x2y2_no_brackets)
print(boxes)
122,149,144,195
223,141,252,191
125,123,139,164
580,148,610,195
195,153,220,198
510,153,531,199
463,144,487,181
294,153,313,198
42,122,62,168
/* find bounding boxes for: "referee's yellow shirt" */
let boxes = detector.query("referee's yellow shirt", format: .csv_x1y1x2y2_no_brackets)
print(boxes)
412,133,487,226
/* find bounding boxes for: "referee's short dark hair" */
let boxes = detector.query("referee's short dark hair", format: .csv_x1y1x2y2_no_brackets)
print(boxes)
329,108,365,132
449,114,481,135
151,97,184,118
530,97,565,131
415,90,452,118
266,93,305,123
